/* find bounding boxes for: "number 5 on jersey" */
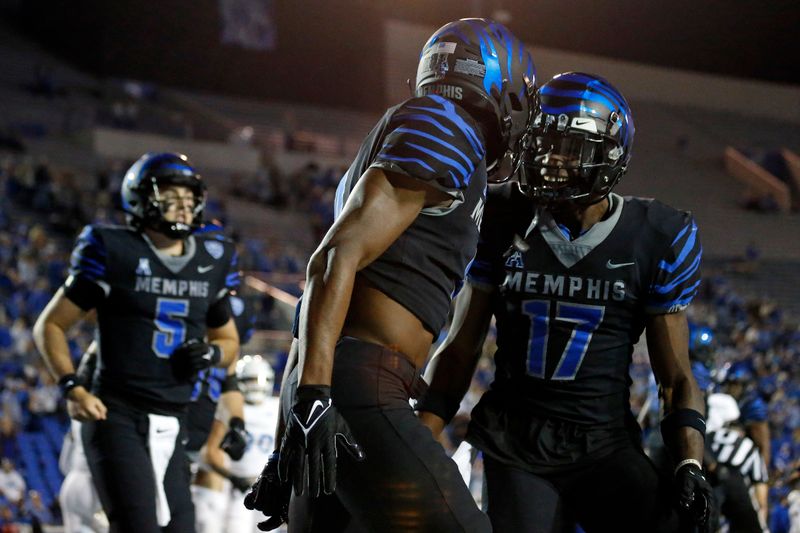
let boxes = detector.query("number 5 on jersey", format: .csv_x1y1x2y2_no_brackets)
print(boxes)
522,299,605,380
153,298,189,358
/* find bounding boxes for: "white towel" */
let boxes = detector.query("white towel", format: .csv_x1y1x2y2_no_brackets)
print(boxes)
147,414,180,527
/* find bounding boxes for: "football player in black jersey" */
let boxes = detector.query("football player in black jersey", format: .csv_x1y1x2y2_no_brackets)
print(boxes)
419,73,714,532
245,18,535,532
34,152,240,533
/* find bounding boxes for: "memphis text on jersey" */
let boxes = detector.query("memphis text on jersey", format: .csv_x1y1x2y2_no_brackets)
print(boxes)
134,275,210,298
503,258,626,303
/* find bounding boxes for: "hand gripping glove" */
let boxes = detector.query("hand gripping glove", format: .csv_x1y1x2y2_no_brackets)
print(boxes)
278,385,365,497
171,339,221,380
675,462,715,533
221,416,248,461
244,452,290,531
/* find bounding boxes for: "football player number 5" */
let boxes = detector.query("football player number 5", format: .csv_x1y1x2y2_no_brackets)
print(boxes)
153,298,189,358
522,300,605,380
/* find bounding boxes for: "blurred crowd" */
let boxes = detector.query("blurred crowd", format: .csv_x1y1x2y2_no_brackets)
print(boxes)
228,160,345,243
2,151,800,530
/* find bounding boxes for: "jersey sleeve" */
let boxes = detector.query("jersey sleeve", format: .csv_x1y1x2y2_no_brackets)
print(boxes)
213,246,240,303
467,218,507,290
225,249,241,292
467,186,517,290
207,244,240,327
63,225,109,310
646,215,702,314
370,95,485,195
740,394,769,423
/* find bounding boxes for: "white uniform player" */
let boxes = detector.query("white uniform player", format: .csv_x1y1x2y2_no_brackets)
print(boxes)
58,420,108,533
194,355,279,533
225,357,279,532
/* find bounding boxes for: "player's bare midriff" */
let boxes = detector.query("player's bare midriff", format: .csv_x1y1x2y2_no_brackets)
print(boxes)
341,275,434,370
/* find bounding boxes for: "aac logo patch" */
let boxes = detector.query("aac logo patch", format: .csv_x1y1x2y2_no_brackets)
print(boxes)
505,251,524,269
230,295,245,317
204,240,224,260
136,258,152,276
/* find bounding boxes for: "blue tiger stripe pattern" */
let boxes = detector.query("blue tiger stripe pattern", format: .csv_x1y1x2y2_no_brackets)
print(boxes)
646,218,702,312
427,19,535,101
68,225,108,283
225,250,241,290
740,394,768,423
373,95,485,191
539,73,634,154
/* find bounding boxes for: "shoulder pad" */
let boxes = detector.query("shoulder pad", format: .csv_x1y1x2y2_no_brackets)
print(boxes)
644,199,693,238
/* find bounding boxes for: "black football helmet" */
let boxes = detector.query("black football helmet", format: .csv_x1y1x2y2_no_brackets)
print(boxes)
121,152,206,238
519,72,634,204
415,18,536,173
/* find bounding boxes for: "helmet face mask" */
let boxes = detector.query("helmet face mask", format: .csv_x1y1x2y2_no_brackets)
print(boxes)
121,153,206,239
518,72,634,205
415,18,536,173
236,355,274,405
144,180,205,238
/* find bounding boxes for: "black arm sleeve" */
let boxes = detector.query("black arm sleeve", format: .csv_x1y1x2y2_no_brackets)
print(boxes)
63,275,106,312
206,294,233,328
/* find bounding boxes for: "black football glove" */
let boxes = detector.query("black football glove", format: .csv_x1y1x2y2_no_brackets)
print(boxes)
278,385,364,497
221,416,248,461
171,339,221,381
244,452,290,531
675,462,714,533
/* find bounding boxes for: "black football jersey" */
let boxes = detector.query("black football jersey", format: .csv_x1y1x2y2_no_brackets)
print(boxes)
334,94,488,335
468,184,702,425
65,224,239,414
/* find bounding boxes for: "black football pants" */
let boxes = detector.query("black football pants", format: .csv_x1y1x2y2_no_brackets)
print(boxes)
285,337,491,533
82,401,195,533
483,446,685,533
713,464,762,533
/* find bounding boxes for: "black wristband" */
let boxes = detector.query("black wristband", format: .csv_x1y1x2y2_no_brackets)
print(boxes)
296,384,331,402
58,373,82,397
416,389,460,424
221,372,239,393
661,408,707,440
661,408,706,461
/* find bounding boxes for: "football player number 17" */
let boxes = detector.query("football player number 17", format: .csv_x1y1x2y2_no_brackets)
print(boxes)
522,300,605,380
153,298,189,358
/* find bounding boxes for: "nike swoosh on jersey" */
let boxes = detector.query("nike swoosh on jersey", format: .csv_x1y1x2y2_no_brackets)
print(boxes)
197,265,214,273
606,260,635,269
